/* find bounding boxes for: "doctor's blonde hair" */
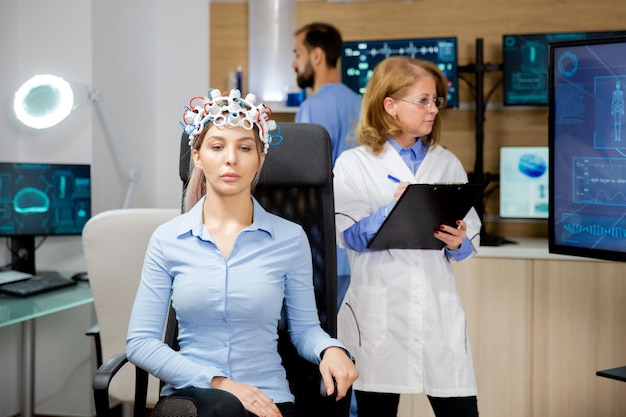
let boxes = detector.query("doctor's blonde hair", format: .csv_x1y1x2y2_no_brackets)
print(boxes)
356,56,448,155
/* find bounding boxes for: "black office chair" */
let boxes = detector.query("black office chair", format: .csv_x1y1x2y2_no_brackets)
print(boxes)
92,123,350,417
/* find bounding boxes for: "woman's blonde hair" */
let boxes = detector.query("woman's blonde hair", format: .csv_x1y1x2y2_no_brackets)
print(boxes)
356,56,448,155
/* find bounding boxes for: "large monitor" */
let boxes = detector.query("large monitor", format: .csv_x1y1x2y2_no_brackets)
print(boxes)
0,162,91,274
341,36,459,108
499,146,549,219
548,36,626,262
503,30,626,106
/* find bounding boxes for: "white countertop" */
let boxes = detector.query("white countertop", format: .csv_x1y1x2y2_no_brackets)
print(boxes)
475,237,608,262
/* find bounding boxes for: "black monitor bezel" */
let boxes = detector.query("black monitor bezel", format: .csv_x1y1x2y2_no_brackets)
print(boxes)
340,36,459,108
548,35,626,262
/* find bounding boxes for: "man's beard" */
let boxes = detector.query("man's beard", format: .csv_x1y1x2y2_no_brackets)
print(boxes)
296,64,315,90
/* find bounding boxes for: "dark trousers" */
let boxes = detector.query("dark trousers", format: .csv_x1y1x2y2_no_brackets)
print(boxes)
355,390,478,417
154,388,295,417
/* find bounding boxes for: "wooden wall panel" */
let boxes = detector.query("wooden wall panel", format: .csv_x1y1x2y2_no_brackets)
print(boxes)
454,258,534,417
209,1,626,239
532,260,626,417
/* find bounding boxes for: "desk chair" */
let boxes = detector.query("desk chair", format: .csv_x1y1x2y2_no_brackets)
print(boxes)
92,123,349,417
83,208,180,415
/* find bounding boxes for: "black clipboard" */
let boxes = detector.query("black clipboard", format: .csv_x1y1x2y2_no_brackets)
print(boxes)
367,183,488,250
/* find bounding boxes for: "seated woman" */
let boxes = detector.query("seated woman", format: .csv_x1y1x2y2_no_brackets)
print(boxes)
126,88,358,417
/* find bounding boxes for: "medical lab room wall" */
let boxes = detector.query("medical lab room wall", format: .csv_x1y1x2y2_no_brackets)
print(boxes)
0,2,94,414
209,0,626,241
0,1,208,416
0,0,208,272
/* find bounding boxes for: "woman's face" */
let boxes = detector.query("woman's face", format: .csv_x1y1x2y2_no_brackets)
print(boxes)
192,124,264,198
387,76,440,142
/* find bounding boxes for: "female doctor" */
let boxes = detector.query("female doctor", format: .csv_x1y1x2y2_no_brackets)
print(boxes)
333,56,481,417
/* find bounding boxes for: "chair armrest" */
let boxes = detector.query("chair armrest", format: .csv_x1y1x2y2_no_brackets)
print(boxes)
92,353,150,417
85,323,100,336
93,353,128,417
85,324,103,367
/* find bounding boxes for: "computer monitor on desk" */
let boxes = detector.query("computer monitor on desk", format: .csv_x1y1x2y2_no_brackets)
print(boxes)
0,162,91,274
341,36,459,108
499,146,549,220
502,30,626,106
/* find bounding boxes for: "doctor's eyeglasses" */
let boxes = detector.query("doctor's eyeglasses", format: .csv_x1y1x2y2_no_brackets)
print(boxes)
393,96,446,109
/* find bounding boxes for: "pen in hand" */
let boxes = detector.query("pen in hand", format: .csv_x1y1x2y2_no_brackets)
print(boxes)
387,174,401,184
388,175,410,201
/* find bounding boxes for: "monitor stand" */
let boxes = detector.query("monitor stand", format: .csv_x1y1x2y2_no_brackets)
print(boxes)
10,236,36,275
480,230,518,247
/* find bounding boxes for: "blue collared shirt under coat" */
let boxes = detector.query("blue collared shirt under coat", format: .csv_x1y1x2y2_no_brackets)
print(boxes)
126,196,346,403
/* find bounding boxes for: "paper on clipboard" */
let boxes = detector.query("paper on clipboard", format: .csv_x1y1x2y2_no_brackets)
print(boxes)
367,183,487,250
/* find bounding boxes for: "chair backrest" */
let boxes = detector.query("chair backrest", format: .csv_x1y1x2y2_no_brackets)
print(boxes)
83,208,180,406
179,123,345,416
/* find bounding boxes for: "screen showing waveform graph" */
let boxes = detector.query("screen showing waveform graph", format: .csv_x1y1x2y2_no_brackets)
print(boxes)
560,212,626,253
573,157,626,205
341,37,458,108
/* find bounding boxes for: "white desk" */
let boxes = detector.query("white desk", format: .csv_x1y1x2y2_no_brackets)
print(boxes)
475,237,605,261
0,281,93,417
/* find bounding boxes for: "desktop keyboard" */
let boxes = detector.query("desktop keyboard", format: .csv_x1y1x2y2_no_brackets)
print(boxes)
0,272,77,297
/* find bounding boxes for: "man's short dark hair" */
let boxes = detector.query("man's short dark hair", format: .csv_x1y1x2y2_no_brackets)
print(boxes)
296,22,343,69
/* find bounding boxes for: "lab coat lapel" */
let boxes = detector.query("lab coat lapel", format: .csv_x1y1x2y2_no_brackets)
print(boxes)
379,142,414,183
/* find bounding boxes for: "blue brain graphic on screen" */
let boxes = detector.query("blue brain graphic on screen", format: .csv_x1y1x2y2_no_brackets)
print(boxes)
518,153,547,178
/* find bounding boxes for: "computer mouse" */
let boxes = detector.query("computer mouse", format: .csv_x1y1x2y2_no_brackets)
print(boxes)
71,271,89,281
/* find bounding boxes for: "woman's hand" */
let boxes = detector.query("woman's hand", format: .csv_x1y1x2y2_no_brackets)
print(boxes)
394,181,411,201
434,219,467,250
212,376,282,417
319,347,360,400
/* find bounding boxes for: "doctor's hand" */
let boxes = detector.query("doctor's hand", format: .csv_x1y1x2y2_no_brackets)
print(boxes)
211,376,282,417
393,181,411,201
434,219,467,250
319,347,359,401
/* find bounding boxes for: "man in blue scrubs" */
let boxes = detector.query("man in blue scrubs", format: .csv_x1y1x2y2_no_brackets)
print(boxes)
292,22,361,310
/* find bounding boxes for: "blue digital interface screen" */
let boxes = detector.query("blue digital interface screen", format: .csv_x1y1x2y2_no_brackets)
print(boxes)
341,37,459,108
0,163,91,236
503,31,626,106
549,36,626,261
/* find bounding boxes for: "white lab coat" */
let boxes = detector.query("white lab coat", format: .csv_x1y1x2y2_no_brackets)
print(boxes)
334,142,481,396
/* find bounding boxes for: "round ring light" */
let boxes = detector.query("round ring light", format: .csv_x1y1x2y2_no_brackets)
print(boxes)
14,74,74,129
